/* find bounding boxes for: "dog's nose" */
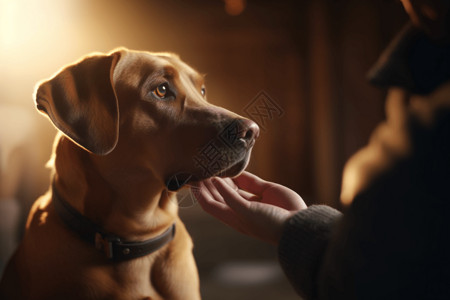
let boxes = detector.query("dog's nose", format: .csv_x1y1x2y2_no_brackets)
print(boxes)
220,118,260,147
238,119,260,142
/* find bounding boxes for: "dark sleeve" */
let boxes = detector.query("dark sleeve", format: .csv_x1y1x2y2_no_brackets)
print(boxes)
278,205,342,299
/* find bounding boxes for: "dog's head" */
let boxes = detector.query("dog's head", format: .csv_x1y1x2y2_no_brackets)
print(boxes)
35,48,259,191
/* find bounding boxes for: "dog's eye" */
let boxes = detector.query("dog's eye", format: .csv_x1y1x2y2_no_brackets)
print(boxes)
201,87,206,97
153,83,169,99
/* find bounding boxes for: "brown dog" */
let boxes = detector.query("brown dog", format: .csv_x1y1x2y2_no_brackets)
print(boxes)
0,48,259,300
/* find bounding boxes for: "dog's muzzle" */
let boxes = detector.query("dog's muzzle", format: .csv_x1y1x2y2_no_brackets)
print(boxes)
166,118,260,191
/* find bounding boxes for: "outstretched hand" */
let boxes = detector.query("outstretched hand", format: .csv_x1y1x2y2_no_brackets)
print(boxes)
191,171,307,245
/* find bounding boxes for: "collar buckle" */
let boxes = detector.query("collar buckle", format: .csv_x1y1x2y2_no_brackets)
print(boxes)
95,232,121,259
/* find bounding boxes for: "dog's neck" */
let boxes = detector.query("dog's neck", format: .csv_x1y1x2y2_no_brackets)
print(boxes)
52,135,178,241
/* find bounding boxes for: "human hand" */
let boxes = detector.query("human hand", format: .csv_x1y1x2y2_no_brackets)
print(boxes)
191,171,307,245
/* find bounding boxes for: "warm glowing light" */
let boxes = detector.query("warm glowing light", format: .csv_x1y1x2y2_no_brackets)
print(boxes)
0,0,76,52
0,0,81,79
39,211,49,226
0,0,16,48
224,0,246,16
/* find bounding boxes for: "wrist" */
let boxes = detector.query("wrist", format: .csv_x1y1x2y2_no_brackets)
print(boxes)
271,211,299,245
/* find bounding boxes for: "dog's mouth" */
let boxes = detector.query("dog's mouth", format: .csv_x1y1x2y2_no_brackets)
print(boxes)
216,147,253,178
165,142,255,191
165,118,259,191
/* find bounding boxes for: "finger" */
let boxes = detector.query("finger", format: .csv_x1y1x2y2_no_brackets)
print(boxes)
233,171,269,195
203,178,226,204
223,177,257,200
192,182,231,216
191,182,244,230
222,177,238,190
237,189,260,201
207,177,257,202
212,177,250,213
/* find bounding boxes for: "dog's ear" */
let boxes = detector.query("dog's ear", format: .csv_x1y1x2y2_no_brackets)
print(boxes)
35,52,121,155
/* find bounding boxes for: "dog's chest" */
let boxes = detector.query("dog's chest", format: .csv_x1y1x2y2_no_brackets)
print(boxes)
78,261,163,300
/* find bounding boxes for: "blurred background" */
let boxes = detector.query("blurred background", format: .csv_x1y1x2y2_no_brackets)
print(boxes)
0,0,408,298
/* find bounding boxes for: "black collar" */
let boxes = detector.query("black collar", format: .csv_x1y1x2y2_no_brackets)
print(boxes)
52,185,175,261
